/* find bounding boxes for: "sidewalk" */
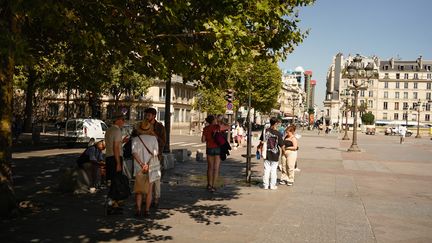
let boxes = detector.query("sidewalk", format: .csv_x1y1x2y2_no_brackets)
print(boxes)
2,130,432,242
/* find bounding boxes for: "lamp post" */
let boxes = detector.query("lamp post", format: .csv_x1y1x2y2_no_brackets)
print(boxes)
290,95,299,124
414,100,422,138
345,54,377,152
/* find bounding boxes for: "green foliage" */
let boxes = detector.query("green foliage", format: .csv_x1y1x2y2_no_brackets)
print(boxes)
193,88,226,115
361,112,375,125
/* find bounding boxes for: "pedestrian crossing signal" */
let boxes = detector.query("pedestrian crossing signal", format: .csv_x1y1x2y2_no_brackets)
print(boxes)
225,89,234,103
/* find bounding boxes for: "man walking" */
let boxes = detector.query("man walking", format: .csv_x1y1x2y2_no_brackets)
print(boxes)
105,111,126,215
144,107,166,208
258,117,284,190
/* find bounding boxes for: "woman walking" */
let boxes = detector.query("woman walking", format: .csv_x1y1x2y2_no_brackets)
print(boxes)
202,115,221,192
280,125,298,186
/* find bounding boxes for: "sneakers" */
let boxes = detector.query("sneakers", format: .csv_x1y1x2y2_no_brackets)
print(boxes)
270,186,278,190
262,185,269,190
279,180,287,185
294,168,301,172
287,181,293,186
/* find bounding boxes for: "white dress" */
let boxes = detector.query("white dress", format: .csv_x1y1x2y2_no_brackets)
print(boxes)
131,134,159,177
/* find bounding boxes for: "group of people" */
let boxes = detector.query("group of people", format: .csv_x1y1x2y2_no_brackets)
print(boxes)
77,107,166,217
258,117,299,190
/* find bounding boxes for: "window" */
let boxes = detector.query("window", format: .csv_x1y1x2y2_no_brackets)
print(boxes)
404,73,409,79
106,105,115,119
427,74,432,80
414,82,418,89
395,92,400,99
426,103,431,111
396,73,400,79
403,92,408,99
394,102,399,110
384,65,389,70
136,106,146,120
383,113,388,120
368,100,373,109
159,88,166,101
174,108,180,122
400,65,404,71
383,102,388,110
414,73,418,79
426,92,431,100
426,114,431,121
185,110,191,122
403,102,408,110
427,83,431,89
402,113,408,120
384,91,388,98
413,92,418,99
360,90,365,97
404,82,408,89
396,82,400,88
426,65,432,71
384,82,389,88
369,91,373,97
394,113,399,120
48,103,59,117
157,109,165,121
384,73,389,79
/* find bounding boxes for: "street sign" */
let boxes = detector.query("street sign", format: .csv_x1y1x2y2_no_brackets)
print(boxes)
226,102,233,110
225,110,233,115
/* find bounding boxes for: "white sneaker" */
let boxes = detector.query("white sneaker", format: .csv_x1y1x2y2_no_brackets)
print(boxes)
294,168,301,172
279,180,287,185
270,186,278,190
287,182,293,186
262,185,269,190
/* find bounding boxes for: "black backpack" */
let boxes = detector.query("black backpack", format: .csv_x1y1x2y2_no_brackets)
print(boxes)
123,139,133,159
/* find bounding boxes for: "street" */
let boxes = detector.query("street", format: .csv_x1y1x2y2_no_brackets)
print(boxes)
3,130,432,242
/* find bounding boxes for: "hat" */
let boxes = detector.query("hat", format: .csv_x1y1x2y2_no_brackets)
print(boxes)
112,111,125,121
136,120,156,136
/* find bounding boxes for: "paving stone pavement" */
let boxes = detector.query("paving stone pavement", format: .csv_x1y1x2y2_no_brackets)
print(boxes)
2,130,432,242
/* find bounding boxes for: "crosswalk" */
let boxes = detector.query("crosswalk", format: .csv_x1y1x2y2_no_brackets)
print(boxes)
170,141,206,148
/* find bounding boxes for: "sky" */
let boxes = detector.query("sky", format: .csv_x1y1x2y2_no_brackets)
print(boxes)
279,0,432,109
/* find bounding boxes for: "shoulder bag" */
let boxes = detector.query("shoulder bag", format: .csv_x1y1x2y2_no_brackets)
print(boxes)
138,136,161,183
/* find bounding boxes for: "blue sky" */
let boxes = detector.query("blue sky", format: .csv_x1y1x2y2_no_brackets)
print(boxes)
279,0,432,109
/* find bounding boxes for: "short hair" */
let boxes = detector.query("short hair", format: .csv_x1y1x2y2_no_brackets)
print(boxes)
144,107,157,115
269,117,278,126
205,115,215,124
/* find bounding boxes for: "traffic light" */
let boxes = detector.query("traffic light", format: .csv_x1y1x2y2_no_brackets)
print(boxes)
225,89,234,103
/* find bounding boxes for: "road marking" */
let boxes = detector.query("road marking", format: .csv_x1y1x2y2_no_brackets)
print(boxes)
170,142,186,145
192,144,206,148
178,143,198,146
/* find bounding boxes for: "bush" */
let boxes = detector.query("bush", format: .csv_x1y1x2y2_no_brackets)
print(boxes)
361,112,375,125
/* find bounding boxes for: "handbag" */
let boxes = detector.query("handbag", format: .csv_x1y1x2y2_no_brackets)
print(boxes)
213,130,226,146
108,172,131,200
137,136,161,183
134,172,149,194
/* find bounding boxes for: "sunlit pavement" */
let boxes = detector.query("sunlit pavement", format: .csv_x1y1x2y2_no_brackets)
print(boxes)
4,130,432,242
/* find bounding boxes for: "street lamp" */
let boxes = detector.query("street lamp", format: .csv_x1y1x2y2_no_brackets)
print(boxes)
345,54,377,152
340,89,352,140
414,100,422,138
290,95,299,124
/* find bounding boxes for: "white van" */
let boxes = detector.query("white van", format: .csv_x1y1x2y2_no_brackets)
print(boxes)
65,119,108,147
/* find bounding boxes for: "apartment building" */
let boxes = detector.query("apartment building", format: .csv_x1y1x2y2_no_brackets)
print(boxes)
324,53,432,127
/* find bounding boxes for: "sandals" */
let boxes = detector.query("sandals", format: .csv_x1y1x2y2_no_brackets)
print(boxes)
207,184,216,193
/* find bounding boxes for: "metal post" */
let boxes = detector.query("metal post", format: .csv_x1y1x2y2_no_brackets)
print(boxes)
348,89,360,152
164,76,171,153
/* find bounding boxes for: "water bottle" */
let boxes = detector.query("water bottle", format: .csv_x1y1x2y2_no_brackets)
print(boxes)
256,150,260,160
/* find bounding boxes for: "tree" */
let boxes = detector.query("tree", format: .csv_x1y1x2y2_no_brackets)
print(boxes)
361,112,375,125
1,0,315,216
193,87,226,115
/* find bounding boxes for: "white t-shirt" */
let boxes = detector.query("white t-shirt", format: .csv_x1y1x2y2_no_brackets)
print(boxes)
132,134,158,176
399,126,407,137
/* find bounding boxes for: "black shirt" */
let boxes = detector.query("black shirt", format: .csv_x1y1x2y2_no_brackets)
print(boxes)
260,128,284,161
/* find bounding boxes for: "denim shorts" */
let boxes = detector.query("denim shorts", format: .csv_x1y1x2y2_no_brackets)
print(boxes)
206,147,221,156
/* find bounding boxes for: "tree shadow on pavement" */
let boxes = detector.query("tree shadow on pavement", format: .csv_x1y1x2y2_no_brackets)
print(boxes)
1,152,245,242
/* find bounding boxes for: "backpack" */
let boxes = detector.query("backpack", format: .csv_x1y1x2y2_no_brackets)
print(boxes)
123,139,133,159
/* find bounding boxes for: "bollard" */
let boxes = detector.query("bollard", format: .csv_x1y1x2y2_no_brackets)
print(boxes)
196,149,204,161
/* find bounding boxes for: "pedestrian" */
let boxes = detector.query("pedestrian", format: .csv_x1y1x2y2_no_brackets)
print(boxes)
235,121,244,147
104,111,126,215
76,140,106,190
258,117,284,190
132,119,159,217
280,125,298,186
144,107,166,209
202,115,222,192
399,126,407,144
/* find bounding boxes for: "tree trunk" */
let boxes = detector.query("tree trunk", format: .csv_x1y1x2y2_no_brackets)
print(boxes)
23,67,36,132
0,4,18,217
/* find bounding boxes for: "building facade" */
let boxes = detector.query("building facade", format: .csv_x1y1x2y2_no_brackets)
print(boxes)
278,69,306,121
324,53,432,127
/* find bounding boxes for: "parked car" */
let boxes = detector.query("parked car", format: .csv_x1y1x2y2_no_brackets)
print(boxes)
65,118,108,147
365,125,376,135
384,126,413,137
